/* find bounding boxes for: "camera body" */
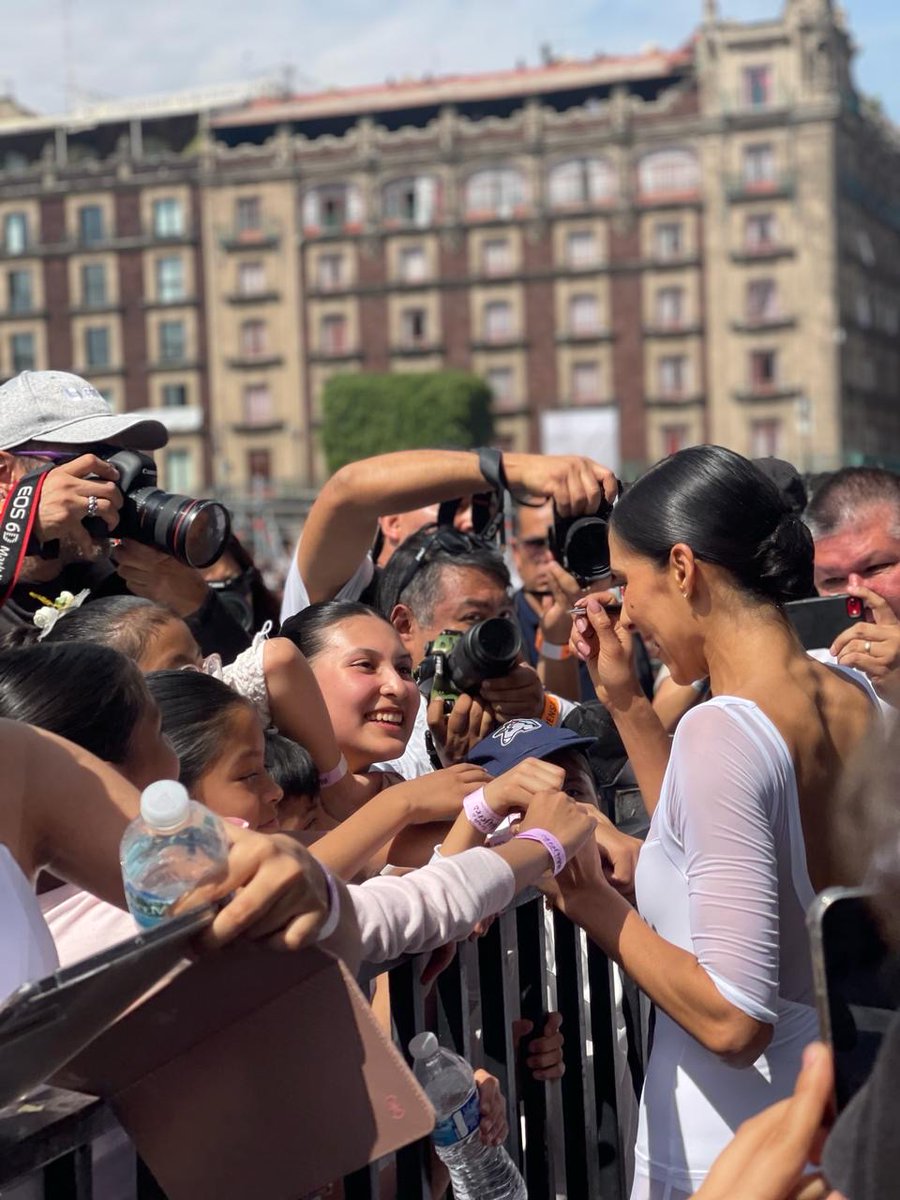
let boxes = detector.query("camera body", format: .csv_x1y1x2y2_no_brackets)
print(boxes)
84,449,230,569
417,617,524,706
547,498,615,586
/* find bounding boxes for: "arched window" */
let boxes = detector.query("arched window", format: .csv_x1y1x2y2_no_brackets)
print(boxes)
638,149,699,197
465,167,528,218
382,176,438,227
548,158,616,208
302,183,364,233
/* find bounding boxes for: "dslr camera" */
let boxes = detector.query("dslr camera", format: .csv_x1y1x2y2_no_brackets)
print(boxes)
417,617,523,708
547,497,615,586
84,449,231,569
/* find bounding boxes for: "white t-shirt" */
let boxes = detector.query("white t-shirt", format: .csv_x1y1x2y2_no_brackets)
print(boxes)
0,845,59,1004
632,697,820,1196
280,551,375,623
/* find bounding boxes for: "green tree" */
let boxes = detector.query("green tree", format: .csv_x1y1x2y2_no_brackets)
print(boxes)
321,371,494,473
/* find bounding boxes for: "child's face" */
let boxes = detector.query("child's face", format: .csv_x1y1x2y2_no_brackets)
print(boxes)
193,704,283,831
139,617,202,672
276,790,319,834
551,750,599,807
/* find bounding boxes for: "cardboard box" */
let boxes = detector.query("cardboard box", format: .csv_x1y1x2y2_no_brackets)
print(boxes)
55,944,434,1199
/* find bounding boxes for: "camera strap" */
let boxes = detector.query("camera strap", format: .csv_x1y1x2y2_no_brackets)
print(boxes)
0,468,51,607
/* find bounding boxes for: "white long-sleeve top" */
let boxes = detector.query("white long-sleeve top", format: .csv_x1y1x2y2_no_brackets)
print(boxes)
353,847,515,964
41,847,516,972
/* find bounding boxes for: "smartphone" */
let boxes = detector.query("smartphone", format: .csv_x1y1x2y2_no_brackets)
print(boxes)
785,594,864,651
807,887,898,1110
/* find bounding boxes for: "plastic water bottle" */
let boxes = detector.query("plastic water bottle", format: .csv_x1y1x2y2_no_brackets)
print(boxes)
409,1032,527,1200
120,780,229,929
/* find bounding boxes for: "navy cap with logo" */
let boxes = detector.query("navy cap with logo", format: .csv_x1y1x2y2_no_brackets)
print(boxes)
467,719,596,777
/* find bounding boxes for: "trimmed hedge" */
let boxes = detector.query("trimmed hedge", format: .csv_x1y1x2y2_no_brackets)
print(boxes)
321,371,494,473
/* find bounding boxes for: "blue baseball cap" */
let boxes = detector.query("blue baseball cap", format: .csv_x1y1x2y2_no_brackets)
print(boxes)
467,719,596,777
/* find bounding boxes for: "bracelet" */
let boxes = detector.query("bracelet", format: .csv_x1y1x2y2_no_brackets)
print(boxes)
515,828,567,876
535,629,571,661
316,866,341,942
463,786,504,834
540,693,562,726
318,754,348,789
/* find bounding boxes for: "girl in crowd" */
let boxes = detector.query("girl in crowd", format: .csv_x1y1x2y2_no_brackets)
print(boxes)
550,445,876,1199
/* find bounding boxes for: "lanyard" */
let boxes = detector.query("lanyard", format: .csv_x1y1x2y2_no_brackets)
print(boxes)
0,469,51,607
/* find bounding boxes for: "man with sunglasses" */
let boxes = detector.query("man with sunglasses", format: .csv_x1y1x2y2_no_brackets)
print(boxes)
0,370,250,659
280,446,618,622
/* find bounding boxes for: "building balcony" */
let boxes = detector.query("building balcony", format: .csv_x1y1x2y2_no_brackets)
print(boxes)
226,353,285,370
142,295,200,310
390,340,445,357
219,220,282,251
148,357,202,373
636,189,702,210
731,314,796,333
143,222,196,244
306,344,363,364
470,334,527,351
68,301,123,316
0,241,38,260
721,86,793,119
79,362,126,376
733,382,802,403
725,173,795,203
730,243,795,264
225,290,282,306
555,327,615,345
0,305,47,321
231,419,286,435
302,218,364,239
645,391,706,408
642,322,703,339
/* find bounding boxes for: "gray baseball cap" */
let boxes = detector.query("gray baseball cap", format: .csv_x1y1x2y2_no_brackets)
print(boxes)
0,370,169,452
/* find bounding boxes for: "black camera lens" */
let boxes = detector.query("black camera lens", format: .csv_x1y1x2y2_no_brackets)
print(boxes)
563,516,612,585
130,488,231,568
446,616,523,694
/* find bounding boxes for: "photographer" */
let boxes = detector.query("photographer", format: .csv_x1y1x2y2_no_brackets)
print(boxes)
0,370,249,660
806,467,900,707
280,446,618,620
373,527,572,776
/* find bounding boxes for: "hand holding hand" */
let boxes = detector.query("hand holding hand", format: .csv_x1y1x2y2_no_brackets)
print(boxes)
395,762,492,823
517,792,597,864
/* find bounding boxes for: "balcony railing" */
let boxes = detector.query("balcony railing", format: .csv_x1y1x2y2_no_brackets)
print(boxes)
642,321,703,339
725,172,795,203
733,381,802,402
225,352,285,370
731,313,796,333
556,326,615,345
225,289,281,305
730,242,795,263
219,219,282,251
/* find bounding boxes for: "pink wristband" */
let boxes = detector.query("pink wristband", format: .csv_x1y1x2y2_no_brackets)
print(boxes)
316,866,341,943
318,754,348,789
515,828,567,876
463,786,504,834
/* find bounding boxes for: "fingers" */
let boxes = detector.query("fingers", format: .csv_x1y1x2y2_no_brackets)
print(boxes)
58,453,120,482
846,578,899,626
474,1071,508,1146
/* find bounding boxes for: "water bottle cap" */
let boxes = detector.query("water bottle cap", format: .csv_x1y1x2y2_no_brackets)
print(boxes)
140,780,191,831
409,1032,440,1061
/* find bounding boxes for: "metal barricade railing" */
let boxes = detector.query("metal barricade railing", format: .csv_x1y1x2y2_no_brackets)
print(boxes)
0,897,640,1200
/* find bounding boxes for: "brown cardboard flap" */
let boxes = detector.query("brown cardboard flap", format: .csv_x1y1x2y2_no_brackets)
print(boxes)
55,946,433,1199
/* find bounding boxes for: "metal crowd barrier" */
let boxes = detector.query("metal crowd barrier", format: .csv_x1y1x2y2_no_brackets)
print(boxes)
0,897,643,1199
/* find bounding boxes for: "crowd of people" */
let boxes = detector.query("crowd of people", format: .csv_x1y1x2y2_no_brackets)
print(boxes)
1,367,898,1200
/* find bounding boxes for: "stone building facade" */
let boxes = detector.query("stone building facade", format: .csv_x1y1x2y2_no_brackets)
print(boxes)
0,0,897,495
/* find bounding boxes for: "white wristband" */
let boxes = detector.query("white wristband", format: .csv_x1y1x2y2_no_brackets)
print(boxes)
540,640,569,661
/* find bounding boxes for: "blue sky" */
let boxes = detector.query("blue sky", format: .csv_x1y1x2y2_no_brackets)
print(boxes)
3,1,898,124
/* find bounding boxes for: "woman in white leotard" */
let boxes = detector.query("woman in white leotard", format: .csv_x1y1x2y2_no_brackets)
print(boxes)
550,445,876,1199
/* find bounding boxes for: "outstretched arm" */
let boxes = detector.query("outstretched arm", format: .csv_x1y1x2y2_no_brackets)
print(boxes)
299,450,619,604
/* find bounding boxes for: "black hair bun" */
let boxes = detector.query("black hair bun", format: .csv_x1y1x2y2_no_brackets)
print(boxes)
753,512,815,602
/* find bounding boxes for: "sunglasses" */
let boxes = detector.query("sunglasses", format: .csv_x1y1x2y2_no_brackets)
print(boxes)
392,527,493,605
